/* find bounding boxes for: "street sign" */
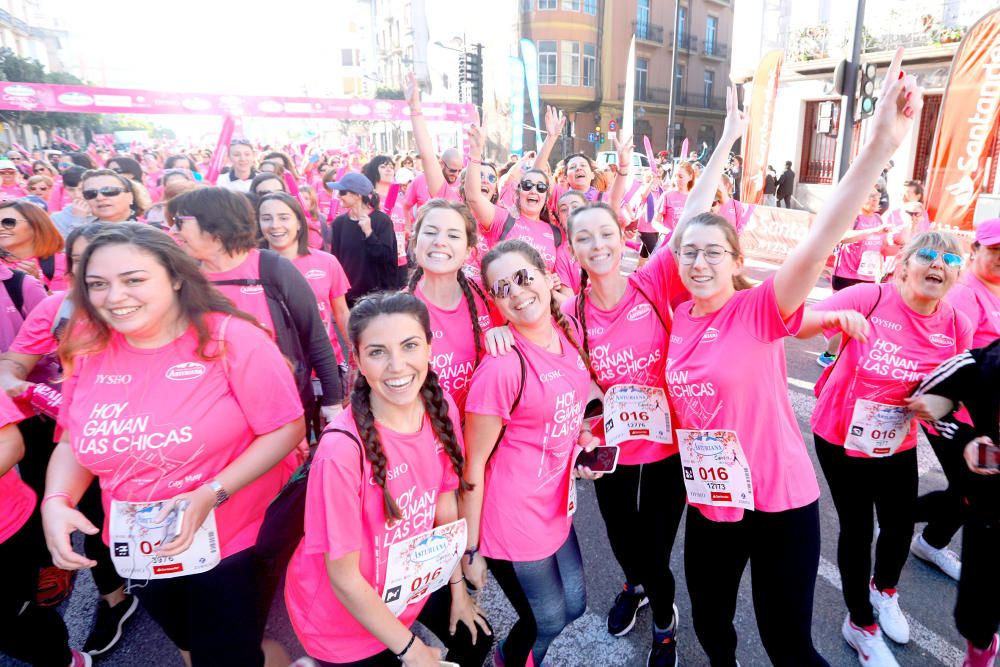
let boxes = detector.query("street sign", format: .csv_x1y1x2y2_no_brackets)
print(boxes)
588,132,599,142
609,119,617,131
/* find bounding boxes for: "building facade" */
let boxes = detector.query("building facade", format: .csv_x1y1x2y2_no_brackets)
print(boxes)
519,0,735,164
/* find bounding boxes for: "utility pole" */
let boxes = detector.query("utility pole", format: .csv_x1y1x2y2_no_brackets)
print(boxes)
835,0,866,182
667,0,681,156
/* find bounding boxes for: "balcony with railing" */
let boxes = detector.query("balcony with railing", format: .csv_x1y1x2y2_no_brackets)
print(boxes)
670,32,697,52
632,20,664,45
675,91,726,111
617,83,671,105
701,40,728,59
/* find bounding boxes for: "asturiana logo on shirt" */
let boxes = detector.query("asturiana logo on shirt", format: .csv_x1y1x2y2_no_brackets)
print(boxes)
240,285,264,295
626,303,651,322
305,269,326,280
929,333,955,348
166,362,207,381
699,328,720,343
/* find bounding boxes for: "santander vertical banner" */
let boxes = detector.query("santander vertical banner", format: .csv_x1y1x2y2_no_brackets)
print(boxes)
740,50,784,205
924,9,1000,231
519,39,543,149
509,57,526,155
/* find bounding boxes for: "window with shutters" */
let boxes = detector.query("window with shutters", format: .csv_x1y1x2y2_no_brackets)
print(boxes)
912,94,942,182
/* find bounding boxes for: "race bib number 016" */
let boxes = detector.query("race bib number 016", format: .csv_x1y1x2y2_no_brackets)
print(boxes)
109,500,220,580
382,519,467,617
603,384,672,447
677,429,754,510
845,398,911,457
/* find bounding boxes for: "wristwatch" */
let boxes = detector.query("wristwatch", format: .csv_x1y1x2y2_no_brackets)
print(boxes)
208,480,230,508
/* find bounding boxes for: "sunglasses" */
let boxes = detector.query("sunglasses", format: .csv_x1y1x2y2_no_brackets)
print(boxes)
678,245,736,265
519,180,548,193
481,172,498,184
0,217,18,230
489,268,538,299
0,169,15,175
82,187,128,200
171,214,196,230
914,247,962,268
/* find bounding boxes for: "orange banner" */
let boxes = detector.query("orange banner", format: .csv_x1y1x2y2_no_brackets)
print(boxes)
740,50,784,205
925,9,1000,231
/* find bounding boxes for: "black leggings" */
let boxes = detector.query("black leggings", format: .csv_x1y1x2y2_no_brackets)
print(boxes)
914,424,967,548
639,232,660,259
593,455,686,627
312,584,494,666
957,515,1000,649
685,501,828,667
0,510,73,666
814,437,916,627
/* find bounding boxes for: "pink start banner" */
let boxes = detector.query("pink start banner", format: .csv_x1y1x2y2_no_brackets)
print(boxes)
0,81,476,123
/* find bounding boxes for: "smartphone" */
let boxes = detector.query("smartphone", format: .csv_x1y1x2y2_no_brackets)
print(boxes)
977,441,1000,470
162,499,191,544
575,445,620,473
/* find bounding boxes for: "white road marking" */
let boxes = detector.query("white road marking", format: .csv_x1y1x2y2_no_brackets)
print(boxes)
788,377,816,392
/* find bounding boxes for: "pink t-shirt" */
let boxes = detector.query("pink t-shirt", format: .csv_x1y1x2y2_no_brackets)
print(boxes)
58,315,304,558
811,283,974,456
381,186,409,267
564,249,682,465
834,213,884,281
5,253,70,293
553,248,582,294
667,277,818,521
0,263,47,351
0,391,33,543
718,200,755,236
946,272,1000,348
7,289,65,388
204,249,274,332
0,183,27,201
885,207,931,234
403,173,461,213
484,207,564,272
414,282,493,414
291,250,351,363
656,191,688,234
465,324,591,560
284,402,461,663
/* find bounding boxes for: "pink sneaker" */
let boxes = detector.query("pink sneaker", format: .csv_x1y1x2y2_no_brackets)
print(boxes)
70,649,93,666
965,634,999,667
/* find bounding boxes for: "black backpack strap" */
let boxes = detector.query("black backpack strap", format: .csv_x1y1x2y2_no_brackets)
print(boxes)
486,346,526,464
3,269,26,317
547,222,563,248
209,278,263,287
630,282,668,332
321,426,365,476
498,213,517,242
39,255,55,282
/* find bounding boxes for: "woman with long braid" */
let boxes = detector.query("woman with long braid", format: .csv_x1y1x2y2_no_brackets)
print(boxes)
285,292,492,667
406,199,496,414
461,239,602,667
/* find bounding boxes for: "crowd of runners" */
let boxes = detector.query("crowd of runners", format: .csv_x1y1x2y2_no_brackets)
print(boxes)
0,47,998,667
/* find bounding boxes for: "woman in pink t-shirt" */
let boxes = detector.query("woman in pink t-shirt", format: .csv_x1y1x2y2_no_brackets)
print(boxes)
285,292,492,667
653,161,696,245
406,200,496,415
462,239,601,667
257,192,351,366
801,231,973,661
564,201,689,663
456,159,500,281
0,199,69,292
42,223,305,667
666,59,920,666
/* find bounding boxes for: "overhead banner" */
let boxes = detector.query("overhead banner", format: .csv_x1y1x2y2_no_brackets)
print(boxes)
519,39,543,149
924,8,1000,231
509,57,526,155
740,50,784,204
0,81,476,122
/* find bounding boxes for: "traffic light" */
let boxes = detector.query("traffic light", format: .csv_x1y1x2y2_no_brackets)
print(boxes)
859,63,877,119
463,50,483,108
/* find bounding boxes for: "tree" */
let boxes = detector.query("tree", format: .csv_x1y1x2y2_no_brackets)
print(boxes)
0,49,101,139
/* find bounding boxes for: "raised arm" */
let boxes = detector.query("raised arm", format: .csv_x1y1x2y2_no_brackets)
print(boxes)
464,122,501,229
532,105,565,175
608,132,633,213
774,48,920,318
404,71,446,199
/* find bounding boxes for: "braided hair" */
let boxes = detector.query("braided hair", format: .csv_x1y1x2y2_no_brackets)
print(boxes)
348,291,470,522
406,200,485,365
481,239,599,385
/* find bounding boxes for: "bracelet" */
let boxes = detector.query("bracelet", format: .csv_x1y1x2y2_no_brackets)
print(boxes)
449,575,466,585
395,632,416,660
464,545,479,564
469,158,482,165
41,492,71,507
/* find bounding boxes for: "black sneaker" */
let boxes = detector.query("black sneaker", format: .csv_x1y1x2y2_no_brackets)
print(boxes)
647,605,680,667
83,594,138,656
607,584,649,636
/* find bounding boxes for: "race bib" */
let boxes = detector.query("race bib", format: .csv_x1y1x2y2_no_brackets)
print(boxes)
394,230,408,262
567,474,578,517
845,399,911,457
109,500,220,580
603,384,672,447
677,429,754,510
382,519,467,617
858,250,881,278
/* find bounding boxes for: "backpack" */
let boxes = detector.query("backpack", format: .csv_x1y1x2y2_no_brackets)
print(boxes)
39,256,55,282
2,269,27,317
499,213,563,249
209,250,312,404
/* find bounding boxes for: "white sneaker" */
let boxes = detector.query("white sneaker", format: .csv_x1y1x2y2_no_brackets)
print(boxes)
869,581,910,644
842,615,900,666
911,533,962,581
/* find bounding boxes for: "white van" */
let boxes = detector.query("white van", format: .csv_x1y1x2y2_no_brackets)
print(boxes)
596,151,651,176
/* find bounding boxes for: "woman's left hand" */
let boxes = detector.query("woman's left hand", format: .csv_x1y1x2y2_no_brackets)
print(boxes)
449,584,492,644
484,326,515,357
15,259,40,280
574,429,604,481
154,485,216,558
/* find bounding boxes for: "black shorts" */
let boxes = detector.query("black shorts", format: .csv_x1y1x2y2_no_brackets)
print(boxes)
831,275,872,292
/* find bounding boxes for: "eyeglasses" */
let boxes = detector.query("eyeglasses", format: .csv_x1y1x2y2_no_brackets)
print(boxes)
443,165,462,175
519,180,548,193
171,214,196,230
678,245,736,265
914,247,963,268
82,187,128,200
489,268,539,299
481,172,498,184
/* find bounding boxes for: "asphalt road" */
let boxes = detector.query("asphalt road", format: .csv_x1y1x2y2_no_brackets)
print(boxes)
2,272,969,667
